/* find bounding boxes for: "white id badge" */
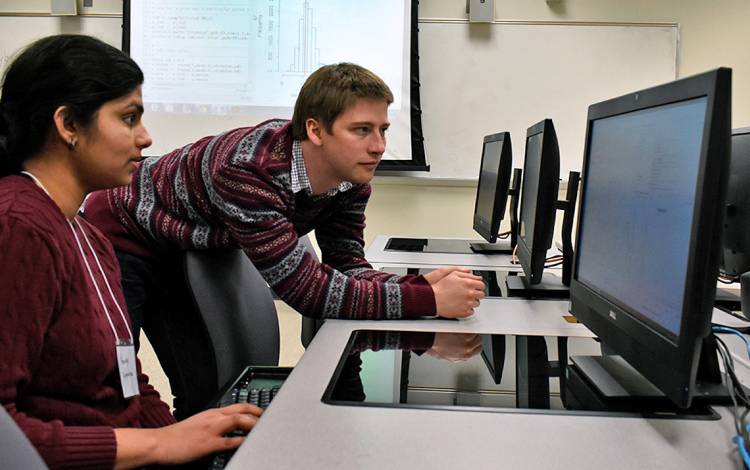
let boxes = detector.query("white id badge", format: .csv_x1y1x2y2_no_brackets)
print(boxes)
116,342,140,399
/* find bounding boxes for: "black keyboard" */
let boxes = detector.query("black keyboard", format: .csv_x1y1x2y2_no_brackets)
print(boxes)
208,366,293,470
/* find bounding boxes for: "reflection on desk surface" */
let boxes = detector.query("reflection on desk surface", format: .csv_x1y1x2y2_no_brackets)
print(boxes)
322,330,718,420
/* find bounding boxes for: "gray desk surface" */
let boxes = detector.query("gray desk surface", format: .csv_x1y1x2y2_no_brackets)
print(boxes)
228,299,747,469
366,234,523,271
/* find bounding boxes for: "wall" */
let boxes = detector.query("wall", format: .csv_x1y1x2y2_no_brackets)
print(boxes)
366,0,750,247
0,0,121,14
2,0,748,247
419,22,678,180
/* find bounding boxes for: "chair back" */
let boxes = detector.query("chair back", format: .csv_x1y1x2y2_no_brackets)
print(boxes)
297,236,325,348
184,249,280,389
0,406,47,469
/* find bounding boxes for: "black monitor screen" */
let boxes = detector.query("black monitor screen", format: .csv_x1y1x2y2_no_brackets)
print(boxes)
576,97,708,338
515,119,559,285
475,140,503,221
570,68,731,409
519,133,542,248
473,132,512,243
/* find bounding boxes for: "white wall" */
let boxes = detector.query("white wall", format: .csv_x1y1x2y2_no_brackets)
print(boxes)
366,0,750,247
2,0,748,247
0,0,121,14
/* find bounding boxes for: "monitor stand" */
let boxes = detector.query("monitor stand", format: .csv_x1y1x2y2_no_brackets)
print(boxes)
505,273,569,299
568,336,740,413
714,286,741,311
504,171,580,300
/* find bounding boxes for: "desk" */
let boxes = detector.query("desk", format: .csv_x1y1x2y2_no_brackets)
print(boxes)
227,299,747,469
366,234,522,271
367,234,567,297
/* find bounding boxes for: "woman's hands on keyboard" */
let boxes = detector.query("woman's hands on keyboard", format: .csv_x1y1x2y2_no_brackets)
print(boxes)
113,403,263,468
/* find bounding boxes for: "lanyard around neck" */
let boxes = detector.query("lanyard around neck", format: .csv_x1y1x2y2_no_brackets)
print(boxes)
68,218,134,343
20,171,51,197
21,170,133,344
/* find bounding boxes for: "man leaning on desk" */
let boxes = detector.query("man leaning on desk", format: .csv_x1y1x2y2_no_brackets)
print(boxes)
84,62,486,417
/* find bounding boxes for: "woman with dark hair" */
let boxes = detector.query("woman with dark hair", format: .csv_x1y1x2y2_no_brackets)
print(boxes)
0,35,261,469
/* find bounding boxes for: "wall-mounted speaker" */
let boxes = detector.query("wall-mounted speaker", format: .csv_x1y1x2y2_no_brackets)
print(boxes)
51,0,77,16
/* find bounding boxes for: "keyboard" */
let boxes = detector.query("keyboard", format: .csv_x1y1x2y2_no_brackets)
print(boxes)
208,366,293,470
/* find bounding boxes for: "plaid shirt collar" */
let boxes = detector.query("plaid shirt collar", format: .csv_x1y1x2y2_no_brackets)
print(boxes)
291,140,353,196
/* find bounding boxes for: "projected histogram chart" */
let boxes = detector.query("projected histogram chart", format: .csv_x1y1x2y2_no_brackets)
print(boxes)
288,1,321,75
255,0,405,107
260,1,322,76
131,0,405,110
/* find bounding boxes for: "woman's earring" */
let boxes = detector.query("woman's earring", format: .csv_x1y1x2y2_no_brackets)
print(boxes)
67,138,77,151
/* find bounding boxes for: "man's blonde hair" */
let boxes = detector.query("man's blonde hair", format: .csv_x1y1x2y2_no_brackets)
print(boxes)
291,63,393,140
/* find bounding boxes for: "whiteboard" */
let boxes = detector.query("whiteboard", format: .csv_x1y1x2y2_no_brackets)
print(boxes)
419,21,678,180
0,16,122,79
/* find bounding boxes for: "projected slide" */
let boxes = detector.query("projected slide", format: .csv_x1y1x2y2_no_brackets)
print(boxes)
130,0,405,112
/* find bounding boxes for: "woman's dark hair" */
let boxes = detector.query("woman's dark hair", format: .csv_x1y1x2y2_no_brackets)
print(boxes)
0,34,144,177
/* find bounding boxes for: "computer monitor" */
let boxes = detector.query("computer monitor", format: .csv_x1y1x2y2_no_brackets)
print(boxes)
722,127,750,277
516,119,560,285
384,132,519,257
472,132,513,244
569,68,732,409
